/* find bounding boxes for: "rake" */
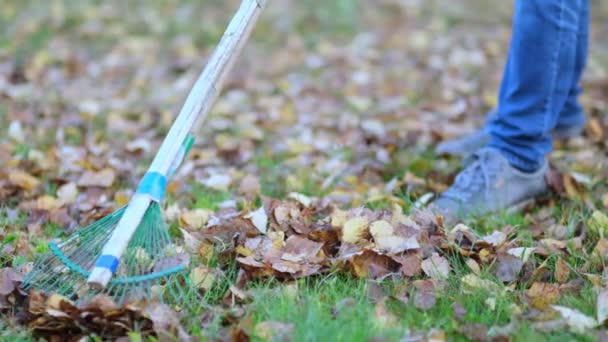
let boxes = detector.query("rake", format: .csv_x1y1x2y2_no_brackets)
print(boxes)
21,0,267,306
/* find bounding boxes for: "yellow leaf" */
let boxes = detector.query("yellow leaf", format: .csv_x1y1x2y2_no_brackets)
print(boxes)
342,217,369,243
179,209,212,229
528,282,560,309
9,170,40,191
36,195,63,210
189,266,216,291
331,208,348,228
370,220,394,238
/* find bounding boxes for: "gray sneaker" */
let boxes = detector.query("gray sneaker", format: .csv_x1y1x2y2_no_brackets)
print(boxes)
430,147,548,225
435,125,584,158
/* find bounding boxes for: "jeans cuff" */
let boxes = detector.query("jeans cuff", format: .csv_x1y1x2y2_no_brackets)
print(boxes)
495,148,542,173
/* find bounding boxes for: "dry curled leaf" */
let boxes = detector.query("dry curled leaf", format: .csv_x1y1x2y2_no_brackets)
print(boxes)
554,257,570,284
421,253,450,279
551,305,597,333
77,168,115,187
527,282,560,310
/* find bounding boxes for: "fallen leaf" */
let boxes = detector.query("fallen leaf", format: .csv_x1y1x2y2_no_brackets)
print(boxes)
350,250,399,279
466,259,481,275
480,231,507,247
238,174,261,197
287,192,313,207
56,182,78,204
342,216,369,243
0,268,22,295
461,274,502,295
189,265,217,292
412,280,436,310
507,247,536,263
36,195,63,210
366,281,387,303
77,168,115,187
281,235,323,262
493,253,524,283
9,170,40,191
554,257,570,284
421,253,449,279
393,254,422,277
144,303,191,341
245,207,268,234
330,208,348,228
551,305,597,333
179,209,212,229
593,239,608,260
527,282,560,309
201,173,231,191
369,220,394,238
374,236,420,254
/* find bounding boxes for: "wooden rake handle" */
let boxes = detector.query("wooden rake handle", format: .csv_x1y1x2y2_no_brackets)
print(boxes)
87,0,268,288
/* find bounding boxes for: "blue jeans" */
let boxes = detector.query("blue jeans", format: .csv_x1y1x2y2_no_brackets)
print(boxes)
486,0,589,172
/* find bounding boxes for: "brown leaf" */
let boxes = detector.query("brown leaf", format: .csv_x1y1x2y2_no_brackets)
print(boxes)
0,268,22,296
281,235,323,263
189,265,217,292
8,170,40,191
238,174,261,197
412,280,436,310
350,250,400,279
393,254,422,277
77,168,115,187
493,253,524,283
144,303,191,341
421,253,449,279
366,281,387,304
79,294,119,313
554,257,570,284
527,282,560,309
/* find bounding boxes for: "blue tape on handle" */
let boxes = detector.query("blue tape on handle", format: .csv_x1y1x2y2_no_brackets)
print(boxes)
95,255,120,272
136,172,167,202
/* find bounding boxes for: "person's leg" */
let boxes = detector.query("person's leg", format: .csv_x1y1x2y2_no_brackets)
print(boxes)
432,0,585,223
554,0,589,133
487,0,583,172
435,0,589,159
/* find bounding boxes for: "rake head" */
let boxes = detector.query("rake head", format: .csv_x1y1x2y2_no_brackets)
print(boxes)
21,202,199,307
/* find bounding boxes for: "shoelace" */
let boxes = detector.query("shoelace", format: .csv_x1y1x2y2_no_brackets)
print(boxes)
442,149,501,202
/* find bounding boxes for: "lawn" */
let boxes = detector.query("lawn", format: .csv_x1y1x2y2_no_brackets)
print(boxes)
1,0,608,341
